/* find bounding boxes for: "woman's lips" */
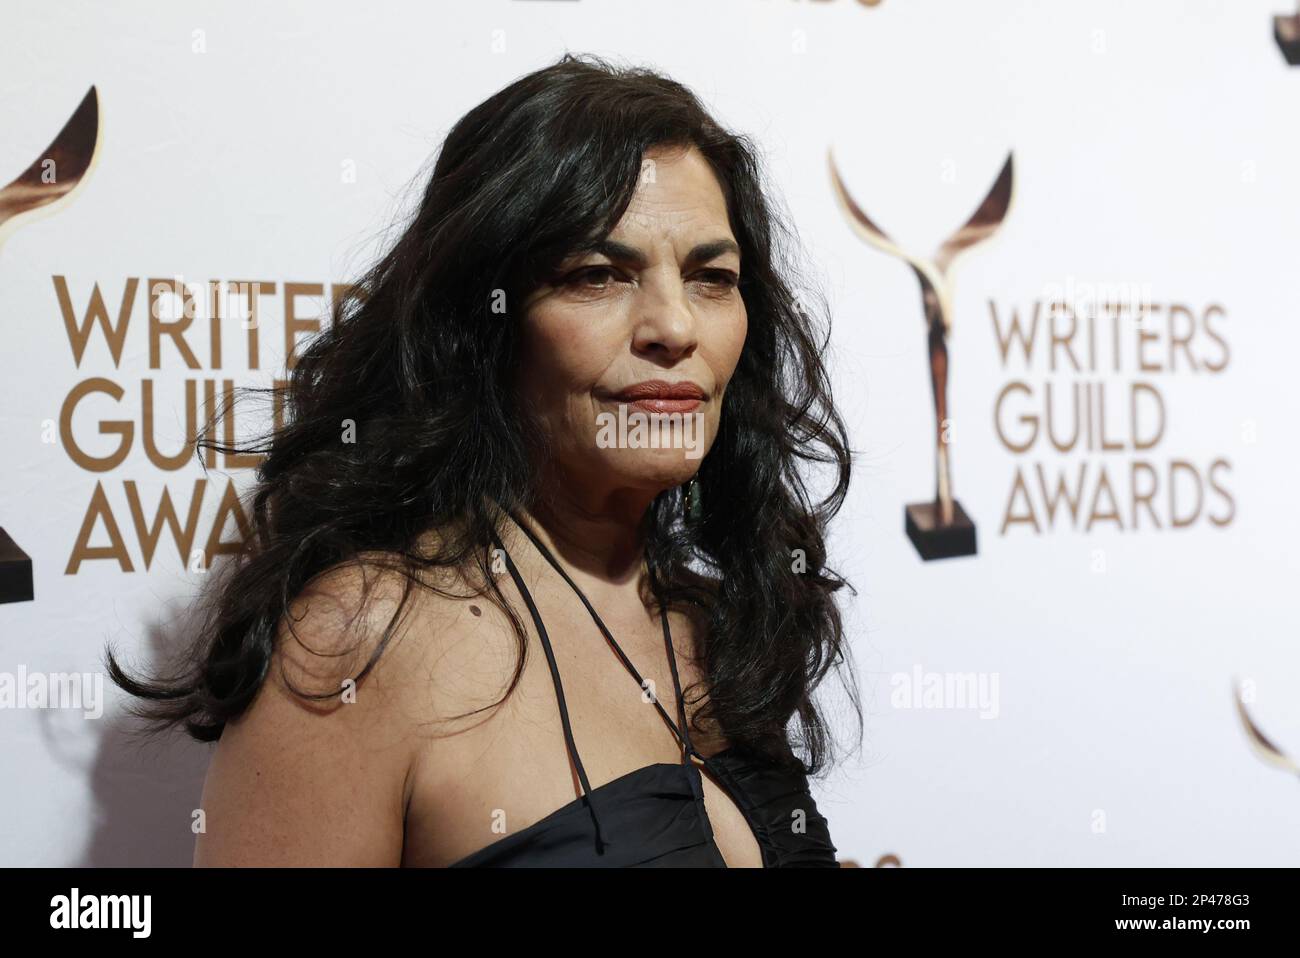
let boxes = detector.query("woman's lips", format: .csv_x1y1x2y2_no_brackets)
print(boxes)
618,397,702,413
603,380,707,414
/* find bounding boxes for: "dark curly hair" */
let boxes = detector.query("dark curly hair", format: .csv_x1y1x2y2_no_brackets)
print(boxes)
107,52,862,778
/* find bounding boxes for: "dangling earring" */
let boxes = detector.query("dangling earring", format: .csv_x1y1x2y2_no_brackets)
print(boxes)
683,477,703,525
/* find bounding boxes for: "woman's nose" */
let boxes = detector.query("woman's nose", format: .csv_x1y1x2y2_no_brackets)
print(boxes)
630,273,698,360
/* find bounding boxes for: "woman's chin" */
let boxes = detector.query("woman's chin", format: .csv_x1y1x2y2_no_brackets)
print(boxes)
595,448,705,492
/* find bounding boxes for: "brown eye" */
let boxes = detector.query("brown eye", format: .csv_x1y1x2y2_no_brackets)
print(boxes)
695,269,739,290
567,266,620,288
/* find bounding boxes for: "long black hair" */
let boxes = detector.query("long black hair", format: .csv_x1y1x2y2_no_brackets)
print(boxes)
107,53,862,777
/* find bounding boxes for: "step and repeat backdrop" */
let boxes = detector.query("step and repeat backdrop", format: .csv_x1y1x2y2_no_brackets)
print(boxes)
2,0,1299,866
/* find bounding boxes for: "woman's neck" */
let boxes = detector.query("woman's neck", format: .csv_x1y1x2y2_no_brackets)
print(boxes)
515,485,653,585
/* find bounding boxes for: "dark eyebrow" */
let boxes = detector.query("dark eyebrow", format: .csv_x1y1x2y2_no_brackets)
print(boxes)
580,238,741,269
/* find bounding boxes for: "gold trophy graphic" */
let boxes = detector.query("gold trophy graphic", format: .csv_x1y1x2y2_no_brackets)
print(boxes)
1277,2,1300,64
0,86,101,603
828,150,1014,560
1233,678,1300,779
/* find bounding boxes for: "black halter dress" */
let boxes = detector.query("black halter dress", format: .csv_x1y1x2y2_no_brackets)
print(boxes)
448,514,839,868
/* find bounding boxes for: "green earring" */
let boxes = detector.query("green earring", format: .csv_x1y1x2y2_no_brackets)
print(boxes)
683,477,703,525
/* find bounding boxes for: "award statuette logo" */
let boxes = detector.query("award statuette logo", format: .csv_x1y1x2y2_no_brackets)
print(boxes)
0,86,101,603
1277,2,1300,65
828,150,1014,561
1233,678,1300,779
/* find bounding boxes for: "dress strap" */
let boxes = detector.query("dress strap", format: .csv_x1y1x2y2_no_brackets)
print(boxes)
487,524,608,854
654,573,701,762
504,509,702,763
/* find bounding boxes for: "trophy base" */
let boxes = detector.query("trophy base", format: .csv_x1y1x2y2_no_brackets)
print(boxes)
1276,15,1300,65
905,500,977,561
0,528,34,604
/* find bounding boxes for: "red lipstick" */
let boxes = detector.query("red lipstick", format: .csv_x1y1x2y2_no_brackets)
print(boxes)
608,380,706,414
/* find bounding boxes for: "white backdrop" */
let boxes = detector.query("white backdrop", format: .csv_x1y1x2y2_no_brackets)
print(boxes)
2,0,1298,867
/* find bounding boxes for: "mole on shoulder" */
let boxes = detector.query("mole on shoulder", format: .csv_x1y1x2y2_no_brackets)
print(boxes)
469,604,482,617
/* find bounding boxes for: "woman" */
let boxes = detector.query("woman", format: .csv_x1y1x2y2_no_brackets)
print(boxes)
109,53,862,867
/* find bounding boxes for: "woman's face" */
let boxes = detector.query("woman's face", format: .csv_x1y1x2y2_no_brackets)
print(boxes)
516,143,748,500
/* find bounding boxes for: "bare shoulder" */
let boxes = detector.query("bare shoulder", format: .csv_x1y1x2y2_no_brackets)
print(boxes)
193,553,524,866
271,552,525,722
